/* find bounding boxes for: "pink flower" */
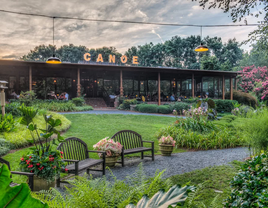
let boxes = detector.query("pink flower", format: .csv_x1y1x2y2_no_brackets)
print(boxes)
28,165,33,168
20,158,24,161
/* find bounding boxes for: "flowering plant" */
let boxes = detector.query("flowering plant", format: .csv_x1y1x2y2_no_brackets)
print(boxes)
231,108,240,116
20,150,67,182
183,106,208,120
159,135,176,146
93,137,123,157
18,104,66,181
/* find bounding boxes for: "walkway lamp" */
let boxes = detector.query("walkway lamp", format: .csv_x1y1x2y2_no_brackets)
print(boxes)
0,81,8,116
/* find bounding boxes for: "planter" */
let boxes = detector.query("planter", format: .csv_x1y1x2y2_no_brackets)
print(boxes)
159,144,174,156
33,175,56,192
105,156,119,167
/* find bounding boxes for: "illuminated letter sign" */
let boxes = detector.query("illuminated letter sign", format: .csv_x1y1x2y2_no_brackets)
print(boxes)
96,54,104,63
133,56,138,64
109,55,115,63
120,55,127,64
84,53,91,61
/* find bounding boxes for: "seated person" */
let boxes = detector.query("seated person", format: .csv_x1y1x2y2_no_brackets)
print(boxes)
64,92,69,101
50,91,57,99
170,94,175,102
59,93,65,100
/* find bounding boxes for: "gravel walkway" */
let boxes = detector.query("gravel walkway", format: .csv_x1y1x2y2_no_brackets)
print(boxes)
79,147,249,180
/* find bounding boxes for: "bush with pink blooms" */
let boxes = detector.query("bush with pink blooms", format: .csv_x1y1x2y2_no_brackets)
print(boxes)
93,137,123,157
239,65,268,100
159,135,176,146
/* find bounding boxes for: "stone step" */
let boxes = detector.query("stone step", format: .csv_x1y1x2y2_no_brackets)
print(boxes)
85,98,107,108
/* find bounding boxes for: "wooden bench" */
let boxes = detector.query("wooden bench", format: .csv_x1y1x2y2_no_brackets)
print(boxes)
111,130,154,167
0,157,34,191
56,137,106,187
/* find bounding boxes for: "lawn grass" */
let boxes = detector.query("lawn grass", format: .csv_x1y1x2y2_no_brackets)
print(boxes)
169,161,242,207
3,114,185,183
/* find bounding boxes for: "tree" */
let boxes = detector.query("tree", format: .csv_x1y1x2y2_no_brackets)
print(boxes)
200,55,220,70
57,44,89,63
21,44,55,62
194,0,268,48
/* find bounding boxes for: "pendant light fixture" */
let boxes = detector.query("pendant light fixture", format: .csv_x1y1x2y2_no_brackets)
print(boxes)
46,17,61,64
195,26,209,52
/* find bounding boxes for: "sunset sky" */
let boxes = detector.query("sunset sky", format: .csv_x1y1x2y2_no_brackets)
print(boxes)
0,0,262,59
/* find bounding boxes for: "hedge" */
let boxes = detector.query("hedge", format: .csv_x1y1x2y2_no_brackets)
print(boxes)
136,104,158,113
225,90,257,108
214,99,238,112
158,105,172,114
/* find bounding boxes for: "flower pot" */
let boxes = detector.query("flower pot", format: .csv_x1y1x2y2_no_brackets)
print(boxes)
105,156,119,167
33,175,55,192
159,144,174,156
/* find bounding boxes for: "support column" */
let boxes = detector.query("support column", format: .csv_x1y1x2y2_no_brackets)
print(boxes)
120,70,123,97
158,72,161,106
1,89,5,117
230,77,233,100
77,68,81,97
29,66,32,91
192,73,195,98
235,77,238,91
222,75,225,100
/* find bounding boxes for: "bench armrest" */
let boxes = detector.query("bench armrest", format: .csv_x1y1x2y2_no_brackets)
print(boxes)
11,171,34,176
142,141,154,143
63,159,79,162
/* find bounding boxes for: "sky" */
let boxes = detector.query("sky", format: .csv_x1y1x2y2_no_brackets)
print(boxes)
0,0,263,59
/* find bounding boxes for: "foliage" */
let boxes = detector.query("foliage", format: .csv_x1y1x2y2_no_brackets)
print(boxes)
32,164,173,208
226,90,258,107
19,91,36,106
242,108,268,154
0,164,49,208
183,106,208,120
20,150,66,182
159,135,176,146
3,111,71,148
71,97,85,106
73,106,93,111
214,99,238,112
122,99,137,110
169,102,191,114
136,104,158,113
93,137,122,157
33,102,76,112
0,138,13,156
0,114,16,133
18,104,65,155
126,185,194,208
207,99,215,109
224,153,268,207
158,105,172,114
156,123,244,150
5,102,22,117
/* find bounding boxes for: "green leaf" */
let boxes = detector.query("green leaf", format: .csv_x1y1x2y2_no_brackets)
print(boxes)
0,164,48,208
126,185,194,208
27,124,37,131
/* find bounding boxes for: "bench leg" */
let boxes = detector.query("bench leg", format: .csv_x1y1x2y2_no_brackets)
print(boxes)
152,143,155,161
56,175,61,187
121,152,125,167
86,169,90,174
103,156,106,175
141,152,144,159
28,175,34,191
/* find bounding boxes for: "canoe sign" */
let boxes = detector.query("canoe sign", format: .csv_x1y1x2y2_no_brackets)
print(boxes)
84,53,138,65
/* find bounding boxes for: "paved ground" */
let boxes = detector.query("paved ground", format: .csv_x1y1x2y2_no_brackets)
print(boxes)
60,109,177,117
76,147,249,181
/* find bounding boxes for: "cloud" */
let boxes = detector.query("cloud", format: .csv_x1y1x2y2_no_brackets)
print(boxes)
0,0,262,59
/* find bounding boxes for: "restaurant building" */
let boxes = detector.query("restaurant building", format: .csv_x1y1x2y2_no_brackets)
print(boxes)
0,59,239,105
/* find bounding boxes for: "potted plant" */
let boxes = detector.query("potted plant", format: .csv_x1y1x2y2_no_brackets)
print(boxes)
93,137,122,167
18,104,67,191
159,135,176,156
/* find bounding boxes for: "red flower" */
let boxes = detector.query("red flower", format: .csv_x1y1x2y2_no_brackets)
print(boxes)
36,163,40,166
20,158,24,161
49,155,53,157
60,156,63,158
65,168,68,172
29,156,32,158
60,151,63,154
49,157,54,162
31,170,33,173
26,160,31,165
28,165,33,168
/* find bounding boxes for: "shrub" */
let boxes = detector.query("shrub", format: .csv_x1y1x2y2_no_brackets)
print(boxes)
33,102,76,112
207,99,216,109
5,102,22,117
19,90,36,106
71,97,85,106
158,105,172,114
0,114,16,133
183,98,198,103
122,99,137,110
169,102,190,115
214,99,238,112
73,106,93,111
137,104,158,113
225,90,258,108
0,138,12,156
224,153,268,207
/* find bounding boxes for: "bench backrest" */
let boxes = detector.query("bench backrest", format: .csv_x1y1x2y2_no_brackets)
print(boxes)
0,158,10,170
57,137,88,164
111,130,143,150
